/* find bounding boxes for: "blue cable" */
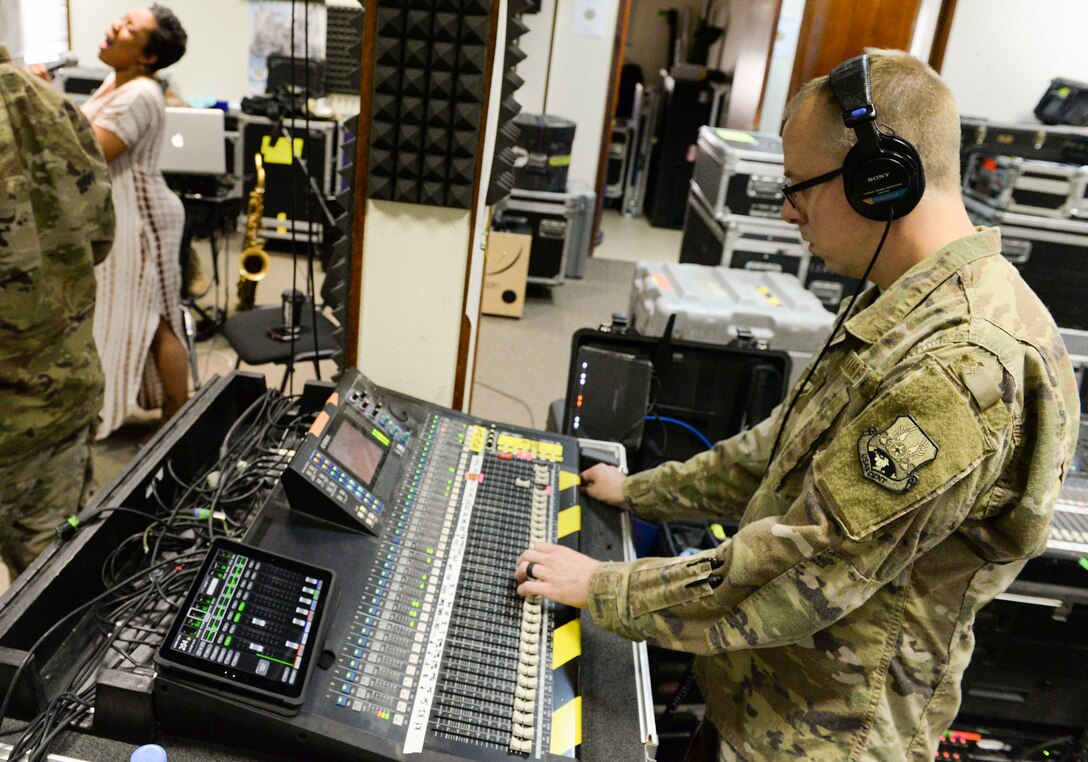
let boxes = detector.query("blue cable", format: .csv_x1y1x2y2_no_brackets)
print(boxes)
645,416,713,450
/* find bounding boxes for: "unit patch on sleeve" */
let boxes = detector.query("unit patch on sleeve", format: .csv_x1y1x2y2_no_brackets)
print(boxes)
857,415,938,493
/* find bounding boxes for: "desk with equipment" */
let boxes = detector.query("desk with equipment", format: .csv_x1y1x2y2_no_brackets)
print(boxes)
0,370,655,762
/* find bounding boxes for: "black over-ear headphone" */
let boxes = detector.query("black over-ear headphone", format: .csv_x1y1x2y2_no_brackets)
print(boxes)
828,54,925,220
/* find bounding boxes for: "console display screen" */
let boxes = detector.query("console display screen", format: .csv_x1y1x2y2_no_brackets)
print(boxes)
325,417,388,488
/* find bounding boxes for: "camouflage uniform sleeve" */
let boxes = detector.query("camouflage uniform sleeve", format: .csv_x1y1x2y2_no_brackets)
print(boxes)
65,100,114,263
619,403,784,523
590,348,1014,652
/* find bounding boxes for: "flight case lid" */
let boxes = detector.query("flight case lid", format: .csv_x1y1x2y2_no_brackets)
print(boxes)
561,321,791,474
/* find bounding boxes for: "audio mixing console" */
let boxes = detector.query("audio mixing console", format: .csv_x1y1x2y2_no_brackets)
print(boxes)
155,368,655,760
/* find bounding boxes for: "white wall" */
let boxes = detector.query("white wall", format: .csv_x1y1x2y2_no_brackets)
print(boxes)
69,0,251,105
519,0,620,188
0,0,22,60
517,0,556,115
2,0,68,66
757,0,803,134
941,0,1088,123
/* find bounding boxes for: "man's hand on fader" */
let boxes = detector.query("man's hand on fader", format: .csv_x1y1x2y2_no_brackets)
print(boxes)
514,543,601,609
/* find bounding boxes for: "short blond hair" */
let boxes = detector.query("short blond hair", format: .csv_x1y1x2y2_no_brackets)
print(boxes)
783,49,961,193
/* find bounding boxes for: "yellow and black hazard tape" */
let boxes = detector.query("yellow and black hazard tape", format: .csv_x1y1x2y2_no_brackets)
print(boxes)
550,465,583,757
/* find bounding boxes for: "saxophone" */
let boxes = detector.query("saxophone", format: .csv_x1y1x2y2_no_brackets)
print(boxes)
236,152,270,311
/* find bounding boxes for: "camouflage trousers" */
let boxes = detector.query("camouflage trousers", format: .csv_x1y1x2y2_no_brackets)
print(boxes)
0,424,96,577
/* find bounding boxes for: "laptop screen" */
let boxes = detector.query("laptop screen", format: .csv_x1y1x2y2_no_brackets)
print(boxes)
159,107,227,175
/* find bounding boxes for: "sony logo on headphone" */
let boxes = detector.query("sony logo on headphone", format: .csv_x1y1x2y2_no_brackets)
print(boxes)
867,172,891,182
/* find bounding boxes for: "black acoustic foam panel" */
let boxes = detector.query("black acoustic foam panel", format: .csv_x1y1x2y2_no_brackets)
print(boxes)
364,0,536,210
367,1,493,209
326,4,365,95
322,2,364,369
485,0,532,205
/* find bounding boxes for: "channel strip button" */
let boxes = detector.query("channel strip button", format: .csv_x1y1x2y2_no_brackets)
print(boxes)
307,452,385,525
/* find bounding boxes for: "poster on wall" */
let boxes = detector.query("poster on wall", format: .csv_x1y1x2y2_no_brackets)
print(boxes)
248,0,327,95
571,0,607,39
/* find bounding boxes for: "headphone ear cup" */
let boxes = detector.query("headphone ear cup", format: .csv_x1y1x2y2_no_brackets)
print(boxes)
841,135,925,221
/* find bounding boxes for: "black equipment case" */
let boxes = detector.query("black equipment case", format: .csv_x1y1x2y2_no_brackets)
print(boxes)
646,65,730,229
491,185,596,284
803,256,865,312
511,112,576,193
559,324,791,474
680,184,806,274
960,117,1088,167
965,196,1088,330
1035,77,1088,127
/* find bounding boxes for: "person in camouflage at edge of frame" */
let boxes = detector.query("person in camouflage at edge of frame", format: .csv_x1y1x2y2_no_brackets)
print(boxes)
0,46,115,577
514,50,1080,760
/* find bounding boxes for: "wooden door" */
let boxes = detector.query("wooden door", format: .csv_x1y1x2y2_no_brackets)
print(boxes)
720,0,783,131
788,0,923,97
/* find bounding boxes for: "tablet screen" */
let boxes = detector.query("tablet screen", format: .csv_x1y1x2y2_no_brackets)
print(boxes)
157,538,334,705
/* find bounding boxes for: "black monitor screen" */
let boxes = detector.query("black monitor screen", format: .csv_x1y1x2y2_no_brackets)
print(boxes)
325,417,388,489
156,539,334,706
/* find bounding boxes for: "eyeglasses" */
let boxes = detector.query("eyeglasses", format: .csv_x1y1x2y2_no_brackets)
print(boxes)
781,167,843,209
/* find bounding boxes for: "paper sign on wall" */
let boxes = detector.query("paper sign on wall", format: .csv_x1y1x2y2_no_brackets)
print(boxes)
572,0,607,39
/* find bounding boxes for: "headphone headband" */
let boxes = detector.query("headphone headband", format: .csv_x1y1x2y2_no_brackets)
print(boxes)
829,56,881,150
826,54,925,220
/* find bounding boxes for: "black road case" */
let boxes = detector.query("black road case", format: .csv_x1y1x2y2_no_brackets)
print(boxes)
804,257,865,311
560,326,791,474
492,185,596,284
965,196,1088,330
237,114,338,245
960,117,1088,167
1035,77,1088,127
680,184,807,276
963,153,1088,219
646,66,729,229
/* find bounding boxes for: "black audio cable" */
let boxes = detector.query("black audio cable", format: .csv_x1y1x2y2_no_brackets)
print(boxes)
660,217,894,723
767,213,894,465
5,388,314,761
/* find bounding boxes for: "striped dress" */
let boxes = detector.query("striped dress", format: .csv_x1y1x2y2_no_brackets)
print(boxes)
81,74,186,439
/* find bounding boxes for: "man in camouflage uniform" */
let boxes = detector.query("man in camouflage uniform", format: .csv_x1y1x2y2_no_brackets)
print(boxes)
515,50,1080,759
0,46,115,577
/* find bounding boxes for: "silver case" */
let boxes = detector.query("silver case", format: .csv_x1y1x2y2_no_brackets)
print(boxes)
630,261,834,388
964,154,1088,219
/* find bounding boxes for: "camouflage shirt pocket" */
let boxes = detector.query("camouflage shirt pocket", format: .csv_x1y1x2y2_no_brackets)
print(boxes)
628,555,721,619
0,176,44,331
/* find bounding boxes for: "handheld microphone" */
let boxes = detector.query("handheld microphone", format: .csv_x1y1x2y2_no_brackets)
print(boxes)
39,51,79,74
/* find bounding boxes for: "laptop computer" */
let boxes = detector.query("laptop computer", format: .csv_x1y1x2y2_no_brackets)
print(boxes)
159,107,227,175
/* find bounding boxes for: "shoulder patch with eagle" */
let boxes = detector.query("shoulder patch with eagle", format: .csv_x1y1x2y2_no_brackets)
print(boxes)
857,415,938,493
